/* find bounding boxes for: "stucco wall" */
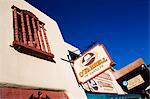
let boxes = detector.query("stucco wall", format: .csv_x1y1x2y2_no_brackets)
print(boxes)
0,0,87,99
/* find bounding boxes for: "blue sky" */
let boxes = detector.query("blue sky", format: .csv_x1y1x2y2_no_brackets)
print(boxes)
27,0,149,69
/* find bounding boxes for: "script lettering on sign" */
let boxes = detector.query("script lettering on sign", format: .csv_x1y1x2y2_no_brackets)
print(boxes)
73,44,113,83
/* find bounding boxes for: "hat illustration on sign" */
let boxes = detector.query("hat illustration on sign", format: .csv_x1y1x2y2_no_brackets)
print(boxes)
82,53,96,66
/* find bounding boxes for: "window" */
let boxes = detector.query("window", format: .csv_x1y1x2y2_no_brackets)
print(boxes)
12,6,55,62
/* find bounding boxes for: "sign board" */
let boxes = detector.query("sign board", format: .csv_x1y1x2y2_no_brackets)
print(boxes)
73,44,112,83
127,75,145,90
82,71,118,94
88,78,117,93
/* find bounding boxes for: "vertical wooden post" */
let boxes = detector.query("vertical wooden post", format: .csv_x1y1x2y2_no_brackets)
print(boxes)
20,12,27,44
32,18,40,49
37,21,46,51
13,8,19,42
42,24,51,53
26,15,33,47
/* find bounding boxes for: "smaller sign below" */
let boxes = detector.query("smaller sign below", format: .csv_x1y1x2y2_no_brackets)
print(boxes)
88,79,117,93
82,71,118,94
127,75,145,90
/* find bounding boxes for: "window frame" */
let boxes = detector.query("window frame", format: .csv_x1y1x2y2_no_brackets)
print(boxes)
12,5,55,62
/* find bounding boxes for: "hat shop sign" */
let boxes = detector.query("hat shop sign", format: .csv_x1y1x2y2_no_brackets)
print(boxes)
73,44,112,84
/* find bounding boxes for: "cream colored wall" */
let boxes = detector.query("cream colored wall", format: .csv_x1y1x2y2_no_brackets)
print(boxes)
0,0,87,99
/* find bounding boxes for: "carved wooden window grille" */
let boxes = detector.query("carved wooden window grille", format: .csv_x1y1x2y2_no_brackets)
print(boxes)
12,6,55,62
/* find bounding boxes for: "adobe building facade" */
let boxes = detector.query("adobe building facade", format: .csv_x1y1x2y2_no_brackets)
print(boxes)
0,0,87,99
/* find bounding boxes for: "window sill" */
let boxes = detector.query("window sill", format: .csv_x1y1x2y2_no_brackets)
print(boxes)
13,41,55,63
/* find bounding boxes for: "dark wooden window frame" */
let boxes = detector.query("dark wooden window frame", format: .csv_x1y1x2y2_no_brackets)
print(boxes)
12,5,55,62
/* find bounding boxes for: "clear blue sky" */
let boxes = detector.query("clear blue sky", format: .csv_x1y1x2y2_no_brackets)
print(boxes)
27,0,149,70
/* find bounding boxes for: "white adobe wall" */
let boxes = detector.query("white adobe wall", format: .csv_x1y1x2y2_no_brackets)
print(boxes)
0,0,87,99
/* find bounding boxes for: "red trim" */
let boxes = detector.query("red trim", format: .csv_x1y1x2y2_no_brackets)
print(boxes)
0,87,69,99
42,24,51,53
26,14,33,47
12,5,38,20
20,12,27,45
13,8,19,42
32,18,40,49
13,41,55,62
72,44,113,84
22,10,38,20
12,6,55,62
37,21,46,52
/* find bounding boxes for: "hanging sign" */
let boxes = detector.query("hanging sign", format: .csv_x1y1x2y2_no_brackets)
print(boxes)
87,78,117,93
127,75,145,90
82,70,118,93
73,44,112,83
